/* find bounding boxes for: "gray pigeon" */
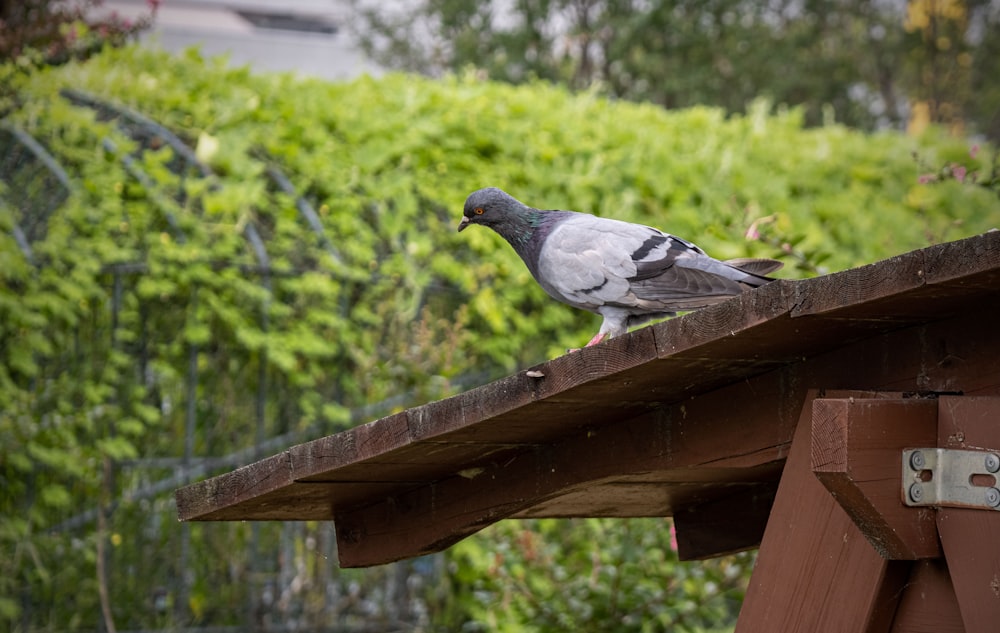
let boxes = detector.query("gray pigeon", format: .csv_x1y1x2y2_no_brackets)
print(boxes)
458,187,783,347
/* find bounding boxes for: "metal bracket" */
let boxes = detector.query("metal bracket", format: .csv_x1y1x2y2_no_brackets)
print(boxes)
903,448,1000,510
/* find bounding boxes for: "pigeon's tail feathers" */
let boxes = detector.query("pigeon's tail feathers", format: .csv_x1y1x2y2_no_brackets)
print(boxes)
724,258,784,278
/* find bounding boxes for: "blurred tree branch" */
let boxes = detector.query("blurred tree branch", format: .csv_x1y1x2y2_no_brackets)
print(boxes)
0,0,157,68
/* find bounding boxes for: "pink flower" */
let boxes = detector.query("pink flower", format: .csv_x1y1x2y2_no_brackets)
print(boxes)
744,215,773,241
952,164,967,183
970,144,980,159
918,174,935,184
147,0,162,12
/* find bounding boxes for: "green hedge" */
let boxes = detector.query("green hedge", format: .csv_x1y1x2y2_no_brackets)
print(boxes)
1,45,996,630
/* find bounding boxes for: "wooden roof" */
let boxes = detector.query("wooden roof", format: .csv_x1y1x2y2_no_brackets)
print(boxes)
175,230,1000,568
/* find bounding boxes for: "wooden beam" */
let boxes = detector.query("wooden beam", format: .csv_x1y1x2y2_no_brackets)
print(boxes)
792,228,1000,322
176,449,293,521
811,397,940,559
737,390,910,633
936,396,1000,633
673,481,778,561
333,367,803,567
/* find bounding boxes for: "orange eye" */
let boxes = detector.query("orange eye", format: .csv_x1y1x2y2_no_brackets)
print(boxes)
474,207,484,215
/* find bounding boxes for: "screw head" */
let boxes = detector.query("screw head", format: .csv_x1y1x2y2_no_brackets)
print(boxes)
986,488,1000,508
909,451,926,471
909,483,924,503
986,453,1000,474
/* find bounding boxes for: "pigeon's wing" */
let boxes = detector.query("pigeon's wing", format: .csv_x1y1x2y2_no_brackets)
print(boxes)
628,259,757,311
537,213,773,313
629,240,778,311
535,214,694,309
533,215,636,309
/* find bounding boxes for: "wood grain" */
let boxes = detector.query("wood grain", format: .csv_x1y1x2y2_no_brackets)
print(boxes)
811,397,940,559
652,278,797,358
889,560,963,633
737,390,910,633
790,248,927,319
176,450,292,521
936,396,1000,633
922,227,1000,289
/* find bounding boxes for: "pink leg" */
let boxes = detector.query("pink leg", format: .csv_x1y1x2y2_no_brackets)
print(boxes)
585,332,607,347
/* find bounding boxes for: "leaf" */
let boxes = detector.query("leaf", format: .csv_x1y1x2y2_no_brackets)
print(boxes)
96,436,139,461
40,484,72,509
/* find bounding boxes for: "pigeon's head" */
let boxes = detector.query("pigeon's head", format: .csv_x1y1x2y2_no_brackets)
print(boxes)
458,187,526,233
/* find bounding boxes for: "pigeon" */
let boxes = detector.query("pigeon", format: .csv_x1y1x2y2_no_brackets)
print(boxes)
458,187,783,347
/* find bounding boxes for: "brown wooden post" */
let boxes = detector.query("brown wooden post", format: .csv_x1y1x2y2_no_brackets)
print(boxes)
936,396,1000,633
888,560,963,633
737,391,909,633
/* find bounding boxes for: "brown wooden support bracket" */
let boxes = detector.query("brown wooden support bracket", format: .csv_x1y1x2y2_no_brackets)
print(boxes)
672,482,777,561
811,396,941,559
809,394,1000,632
738,390,910,633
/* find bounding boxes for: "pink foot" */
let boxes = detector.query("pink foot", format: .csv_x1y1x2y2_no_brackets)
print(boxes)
585,332,607,347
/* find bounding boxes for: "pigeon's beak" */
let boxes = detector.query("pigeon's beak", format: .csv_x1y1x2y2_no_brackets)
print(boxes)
457,216,471,232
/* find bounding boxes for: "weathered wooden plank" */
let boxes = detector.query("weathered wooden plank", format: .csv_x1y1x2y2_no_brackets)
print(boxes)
738,390,909,633
299,442,524,484
889,560,963,633
936,396,1000,633
790,230,1000,328
176,450,292,521
291,411,411,478
532,323,662,400
405,373,535,441
177,288,1000,526
334,367,804,567
791,249,928,319
798,295,1000,397
922,228,1000,290
811,397,940,559
653,278,797,358
513,462,783,519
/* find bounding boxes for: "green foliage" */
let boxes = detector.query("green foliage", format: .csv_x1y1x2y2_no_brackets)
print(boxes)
451,519,749,632
1,45,997,630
